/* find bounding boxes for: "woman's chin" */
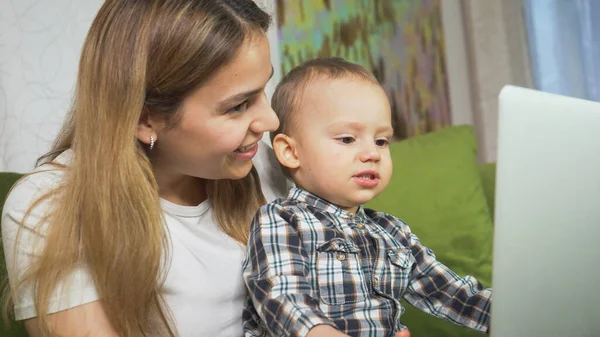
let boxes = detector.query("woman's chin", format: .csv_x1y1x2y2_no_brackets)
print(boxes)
224,164,254,180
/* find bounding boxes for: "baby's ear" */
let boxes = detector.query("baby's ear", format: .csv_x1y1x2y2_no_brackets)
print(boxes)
272,134,300,169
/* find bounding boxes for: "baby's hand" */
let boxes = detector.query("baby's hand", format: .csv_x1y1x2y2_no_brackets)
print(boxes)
394,330,411,337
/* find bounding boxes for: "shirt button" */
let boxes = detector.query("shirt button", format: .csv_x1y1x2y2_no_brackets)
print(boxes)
356,223,365,230
336,253,347,261
374,277,380,288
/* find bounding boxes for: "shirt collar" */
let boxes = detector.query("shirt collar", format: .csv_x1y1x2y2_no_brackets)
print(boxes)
287,187,366,219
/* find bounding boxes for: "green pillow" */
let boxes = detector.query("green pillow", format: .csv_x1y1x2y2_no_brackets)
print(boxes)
0,172,24,216
366,125,493,337
0,172,28,337
479,162,497,220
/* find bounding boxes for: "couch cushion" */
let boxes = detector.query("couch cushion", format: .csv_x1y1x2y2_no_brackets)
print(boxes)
0,172,28,337
479,162,497,220
366,125,493,336
1,172,23,215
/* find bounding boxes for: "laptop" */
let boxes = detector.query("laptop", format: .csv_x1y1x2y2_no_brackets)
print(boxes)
491,85,600,337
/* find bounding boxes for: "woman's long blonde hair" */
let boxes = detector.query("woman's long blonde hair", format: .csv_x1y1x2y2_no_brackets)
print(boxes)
3,0,270,335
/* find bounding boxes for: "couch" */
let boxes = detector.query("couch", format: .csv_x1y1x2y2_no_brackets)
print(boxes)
0,172,28,336
0,125,496,337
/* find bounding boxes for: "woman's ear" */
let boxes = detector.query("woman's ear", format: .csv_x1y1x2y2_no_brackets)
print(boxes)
272,133,300,170
137,108,162,146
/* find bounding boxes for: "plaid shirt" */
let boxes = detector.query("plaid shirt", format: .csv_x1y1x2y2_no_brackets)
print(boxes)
242,188,491,337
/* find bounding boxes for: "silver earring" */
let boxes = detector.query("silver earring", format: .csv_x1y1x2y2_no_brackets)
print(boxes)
149,136,155,150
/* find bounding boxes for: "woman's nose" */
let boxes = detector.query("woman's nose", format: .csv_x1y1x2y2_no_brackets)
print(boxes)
250,92,280,134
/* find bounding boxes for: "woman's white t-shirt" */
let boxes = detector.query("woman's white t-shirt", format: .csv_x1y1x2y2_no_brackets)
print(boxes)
1,140,290,337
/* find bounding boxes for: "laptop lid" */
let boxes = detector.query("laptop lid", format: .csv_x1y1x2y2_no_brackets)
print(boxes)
491,85,600,337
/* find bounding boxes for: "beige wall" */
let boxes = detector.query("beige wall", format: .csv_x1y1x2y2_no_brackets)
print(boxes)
442,0,534,163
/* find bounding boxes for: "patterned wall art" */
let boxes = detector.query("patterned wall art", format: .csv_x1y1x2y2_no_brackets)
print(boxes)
276,0,450,140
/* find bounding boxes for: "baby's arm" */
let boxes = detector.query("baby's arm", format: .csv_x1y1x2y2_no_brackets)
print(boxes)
242,203,347,337
382,216,491,333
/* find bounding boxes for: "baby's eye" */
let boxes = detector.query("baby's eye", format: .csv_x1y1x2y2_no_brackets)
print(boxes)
338,137,355,144
375,139,389,147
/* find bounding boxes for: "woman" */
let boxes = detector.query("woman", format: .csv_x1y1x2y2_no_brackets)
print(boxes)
1,0,289,336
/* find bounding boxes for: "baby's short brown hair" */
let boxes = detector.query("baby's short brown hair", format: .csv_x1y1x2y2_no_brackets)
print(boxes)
270,57,379,142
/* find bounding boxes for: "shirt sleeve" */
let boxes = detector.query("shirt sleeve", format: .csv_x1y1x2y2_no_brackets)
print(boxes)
397,221,492,333
1,172,99,320
242,203,337,337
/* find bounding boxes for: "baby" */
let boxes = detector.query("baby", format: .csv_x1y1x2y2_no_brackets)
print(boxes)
242,57,492,337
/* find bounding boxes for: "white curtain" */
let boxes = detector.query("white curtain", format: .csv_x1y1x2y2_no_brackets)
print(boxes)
0,0,104,173
523,0,600,101
0,0,279,173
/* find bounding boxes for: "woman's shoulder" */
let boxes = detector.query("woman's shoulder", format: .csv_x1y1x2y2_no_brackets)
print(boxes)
254,140,293,203
2,151,70,221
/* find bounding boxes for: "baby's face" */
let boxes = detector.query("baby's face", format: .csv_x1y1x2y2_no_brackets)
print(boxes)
292,77,393,212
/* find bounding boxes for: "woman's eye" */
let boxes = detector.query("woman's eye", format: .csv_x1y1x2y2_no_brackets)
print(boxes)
375,139,389,147
339,137,355,144
228,101,248,113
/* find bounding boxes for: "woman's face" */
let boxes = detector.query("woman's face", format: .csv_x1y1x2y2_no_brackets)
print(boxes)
148,33,279,184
